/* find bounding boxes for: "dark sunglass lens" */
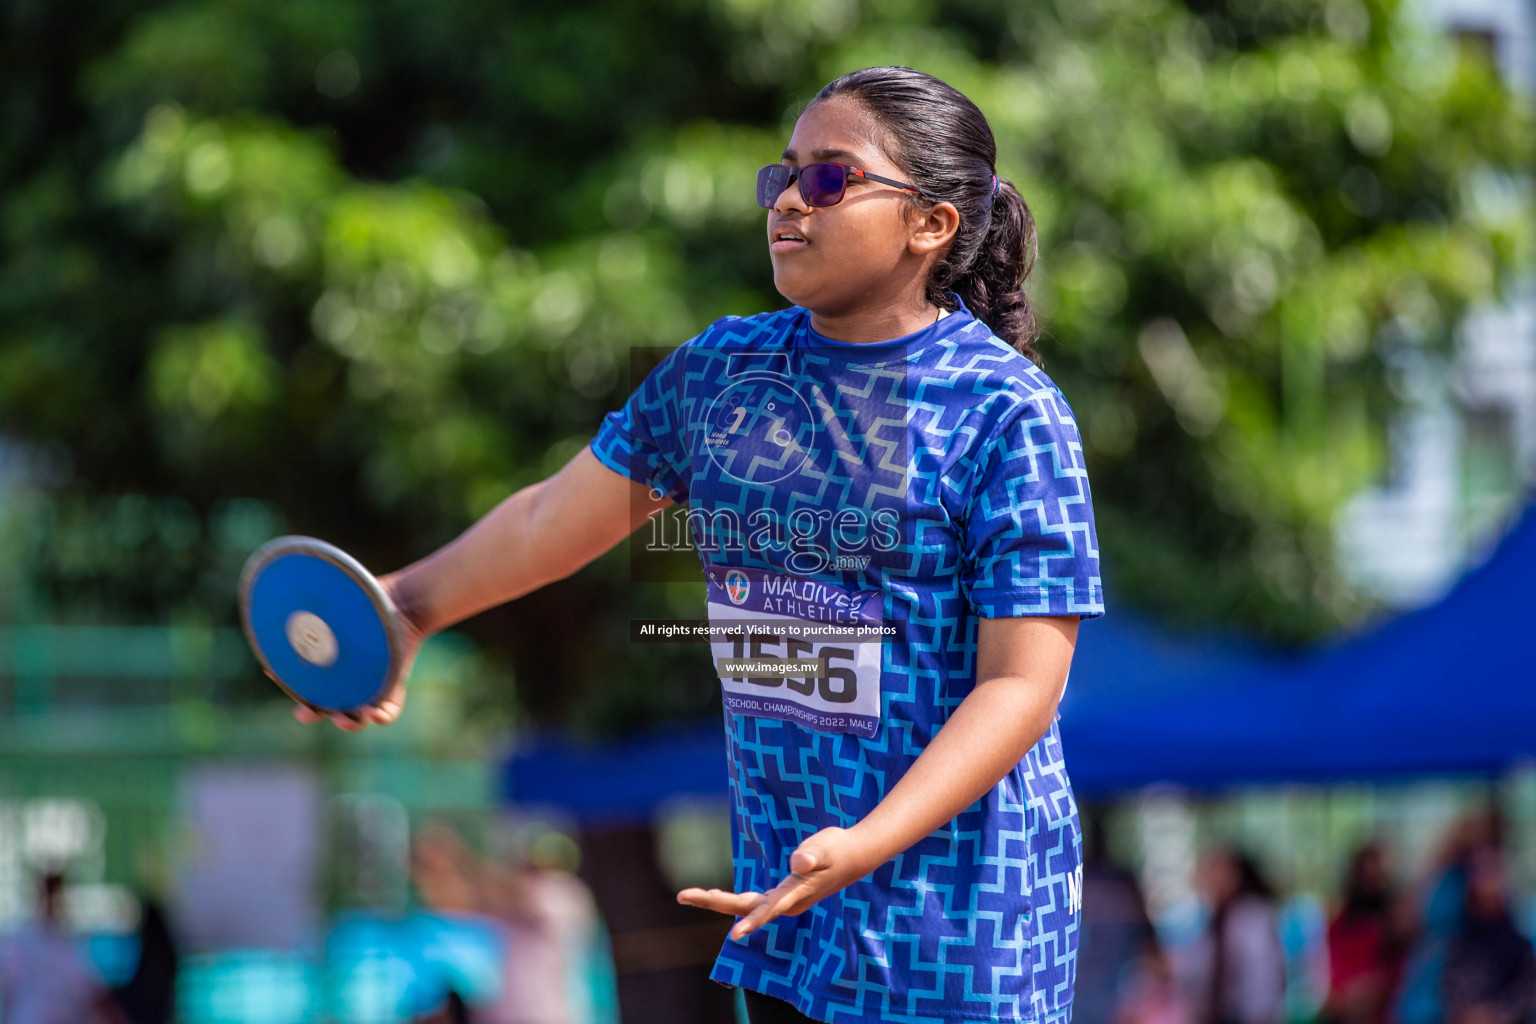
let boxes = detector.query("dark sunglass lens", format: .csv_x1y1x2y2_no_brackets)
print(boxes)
801,163,847,207
757,166,791,209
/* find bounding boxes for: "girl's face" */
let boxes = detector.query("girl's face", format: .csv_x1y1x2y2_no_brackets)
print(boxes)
766,96,955,321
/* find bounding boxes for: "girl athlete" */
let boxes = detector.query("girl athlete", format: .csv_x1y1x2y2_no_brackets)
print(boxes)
299,67,1104,1024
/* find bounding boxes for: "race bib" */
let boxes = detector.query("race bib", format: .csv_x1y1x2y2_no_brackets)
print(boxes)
706,565,884,738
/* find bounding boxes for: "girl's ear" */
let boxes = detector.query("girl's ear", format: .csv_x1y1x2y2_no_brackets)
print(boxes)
908,201,961,258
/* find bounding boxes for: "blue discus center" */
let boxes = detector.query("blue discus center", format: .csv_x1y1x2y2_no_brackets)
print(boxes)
247,553,392,712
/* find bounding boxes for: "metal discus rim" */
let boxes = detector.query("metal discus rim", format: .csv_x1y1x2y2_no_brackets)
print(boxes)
238,535,405,715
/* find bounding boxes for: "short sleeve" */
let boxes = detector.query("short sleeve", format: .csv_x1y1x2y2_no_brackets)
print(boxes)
588,343,691,504
960,390,1104,618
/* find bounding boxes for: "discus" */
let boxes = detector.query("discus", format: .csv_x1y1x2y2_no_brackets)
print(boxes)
238,536,405,715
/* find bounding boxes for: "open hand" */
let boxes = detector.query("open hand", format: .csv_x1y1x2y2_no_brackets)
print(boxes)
676,826,876,940
292,571,424,732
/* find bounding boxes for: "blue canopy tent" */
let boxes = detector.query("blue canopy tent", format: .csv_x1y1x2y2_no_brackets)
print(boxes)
503,505,1536,816
501,723,727,823
1060,502,1536,792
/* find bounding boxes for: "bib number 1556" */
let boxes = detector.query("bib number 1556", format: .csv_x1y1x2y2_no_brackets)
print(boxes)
721,632,858,703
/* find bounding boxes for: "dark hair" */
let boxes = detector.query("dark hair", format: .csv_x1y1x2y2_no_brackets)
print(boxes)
815,66,1041,363
1230,850,1274,902
1340,842,1390,918
37,870,65,918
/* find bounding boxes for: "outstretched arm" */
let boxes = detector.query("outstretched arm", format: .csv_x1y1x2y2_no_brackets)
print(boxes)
678,614,1079,938
387,447,669,634
298,447,671,730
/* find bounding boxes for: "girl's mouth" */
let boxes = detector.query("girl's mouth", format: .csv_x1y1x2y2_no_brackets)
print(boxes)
770,230,809,253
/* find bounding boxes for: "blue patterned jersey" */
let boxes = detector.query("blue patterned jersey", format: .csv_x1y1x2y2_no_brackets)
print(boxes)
589,298,1104,1024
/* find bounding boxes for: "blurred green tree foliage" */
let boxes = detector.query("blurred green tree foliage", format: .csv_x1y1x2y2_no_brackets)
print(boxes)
0,0,1530,728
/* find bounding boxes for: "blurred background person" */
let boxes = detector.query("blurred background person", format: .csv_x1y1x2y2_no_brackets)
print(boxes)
410,821,602,1024
479,828,599,1024
0,870,129,1024
411,823,486,916
1395,808,1508,1024
1179,847,1286,1024
416,990,473,1024
1079,811,1157,1024
1118,944,1195,1024
108,894,177,1024
1441,844,1536,1024
1323,842,1404,1024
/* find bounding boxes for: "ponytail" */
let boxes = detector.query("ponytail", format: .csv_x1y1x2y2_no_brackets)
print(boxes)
815,67,1044,364
937,177,1041,365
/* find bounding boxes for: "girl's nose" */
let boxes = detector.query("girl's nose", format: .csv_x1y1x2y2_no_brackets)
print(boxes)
772,171,812,215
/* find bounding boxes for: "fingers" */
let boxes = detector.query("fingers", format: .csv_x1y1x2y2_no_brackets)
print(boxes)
730,831,850,938
731,895,781,940
677,829,856,942
369,676,407,725
289,702,375,732
732,873,823,939
367,700,401,725
676,888,761,917
677,869,832,941
289,669,406,730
